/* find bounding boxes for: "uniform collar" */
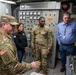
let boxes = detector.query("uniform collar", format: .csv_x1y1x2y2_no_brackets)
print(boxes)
38,24,45,28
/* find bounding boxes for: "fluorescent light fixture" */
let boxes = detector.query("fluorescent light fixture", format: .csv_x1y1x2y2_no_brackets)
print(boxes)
0,0,16,4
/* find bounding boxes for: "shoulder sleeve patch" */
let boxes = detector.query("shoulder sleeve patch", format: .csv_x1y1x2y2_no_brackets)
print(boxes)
0,50,13,65
0,50,6,55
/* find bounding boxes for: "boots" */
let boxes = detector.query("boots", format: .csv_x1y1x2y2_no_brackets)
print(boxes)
35,67,42,73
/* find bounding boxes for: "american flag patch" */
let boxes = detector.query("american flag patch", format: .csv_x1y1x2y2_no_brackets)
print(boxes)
0,50,6,55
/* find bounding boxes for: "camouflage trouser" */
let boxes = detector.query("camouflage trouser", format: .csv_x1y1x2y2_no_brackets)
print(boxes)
35,44,48,72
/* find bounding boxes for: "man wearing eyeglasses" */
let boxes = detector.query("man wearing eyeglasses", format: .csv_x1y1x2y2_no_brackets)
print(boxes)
57,12,76,72
31,17,53,75
0,15,41,75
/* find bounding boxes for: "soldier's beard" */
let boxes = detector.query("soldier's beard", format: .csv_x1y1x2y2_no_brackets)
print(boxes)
40,24,44,27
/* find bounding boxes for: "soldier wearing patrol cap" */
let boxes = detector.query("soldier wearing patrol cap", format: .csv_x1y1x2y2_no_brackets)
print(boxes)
31,17,53,75
0,15,41,75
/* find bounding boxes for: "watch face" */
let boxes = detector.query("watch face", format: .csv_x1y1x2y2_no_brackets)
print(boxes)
62,3,70,11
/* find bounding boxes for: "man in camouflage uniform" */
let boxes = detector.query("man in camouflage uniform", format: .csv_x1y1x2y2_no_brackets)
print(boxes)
0,15,41,75
31,17,53,75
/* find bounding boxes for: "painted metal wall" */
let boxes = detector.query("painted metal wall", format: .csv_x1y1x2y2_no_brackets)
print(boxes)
0,2,12,20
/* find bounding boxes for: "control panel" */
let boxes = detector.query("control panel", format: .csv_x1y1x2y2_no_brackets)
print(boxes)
19,2,60,68
66,56,76,75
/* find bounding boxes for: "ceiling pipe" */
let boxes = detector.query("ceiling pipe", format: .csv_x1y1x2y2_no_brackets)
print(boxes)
0,0,16,4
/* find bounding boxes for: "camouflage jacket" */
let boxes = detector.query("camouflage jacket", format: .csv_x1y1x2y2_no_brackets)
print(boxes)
0,31,32,75
31,25,53,50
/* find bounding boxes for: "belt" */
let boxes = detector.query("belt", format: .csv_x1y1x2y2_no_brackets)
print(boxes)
61,43,74,46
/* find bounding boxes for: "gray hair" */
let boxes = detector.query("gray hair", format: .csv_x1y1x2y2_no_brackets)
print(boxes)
63,12,71,17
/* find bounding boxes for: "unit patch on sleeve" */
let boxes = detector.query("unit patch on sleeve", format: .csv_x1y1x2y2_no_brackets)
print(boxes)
0,50,13,64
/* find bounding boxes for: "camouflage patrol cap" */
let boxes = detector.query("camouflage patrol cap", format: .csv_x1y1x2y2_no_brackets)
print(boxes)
1,15,18,25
